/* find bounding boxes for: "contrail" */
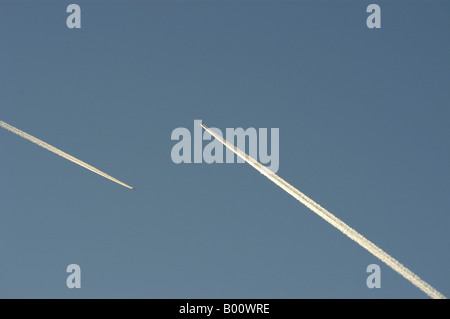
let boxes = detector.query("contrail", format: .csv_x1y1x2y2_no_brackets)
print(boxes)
201,123,445,299
0,120,134,190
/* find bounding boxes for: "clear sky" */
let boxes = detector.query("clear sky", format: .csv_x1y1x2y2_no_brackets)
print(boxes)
0,0,449,298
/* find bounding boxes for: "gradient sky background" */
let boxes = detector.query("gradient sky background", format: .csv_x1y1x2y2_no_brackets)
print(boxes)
0,0,449,298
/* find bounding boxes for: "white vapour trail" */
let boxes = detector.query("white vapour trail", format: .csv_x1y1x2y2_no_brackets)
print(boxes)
201,123,445,299
0,120,134,190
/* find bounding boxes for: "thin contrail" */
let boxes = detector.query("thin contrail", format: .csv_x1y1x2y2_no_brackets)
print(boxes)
0,120,134,190
201,123,445,299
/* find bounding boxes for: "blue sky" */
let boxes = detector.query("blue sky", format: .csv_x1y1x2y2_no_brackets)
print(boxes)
0,0,449,298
